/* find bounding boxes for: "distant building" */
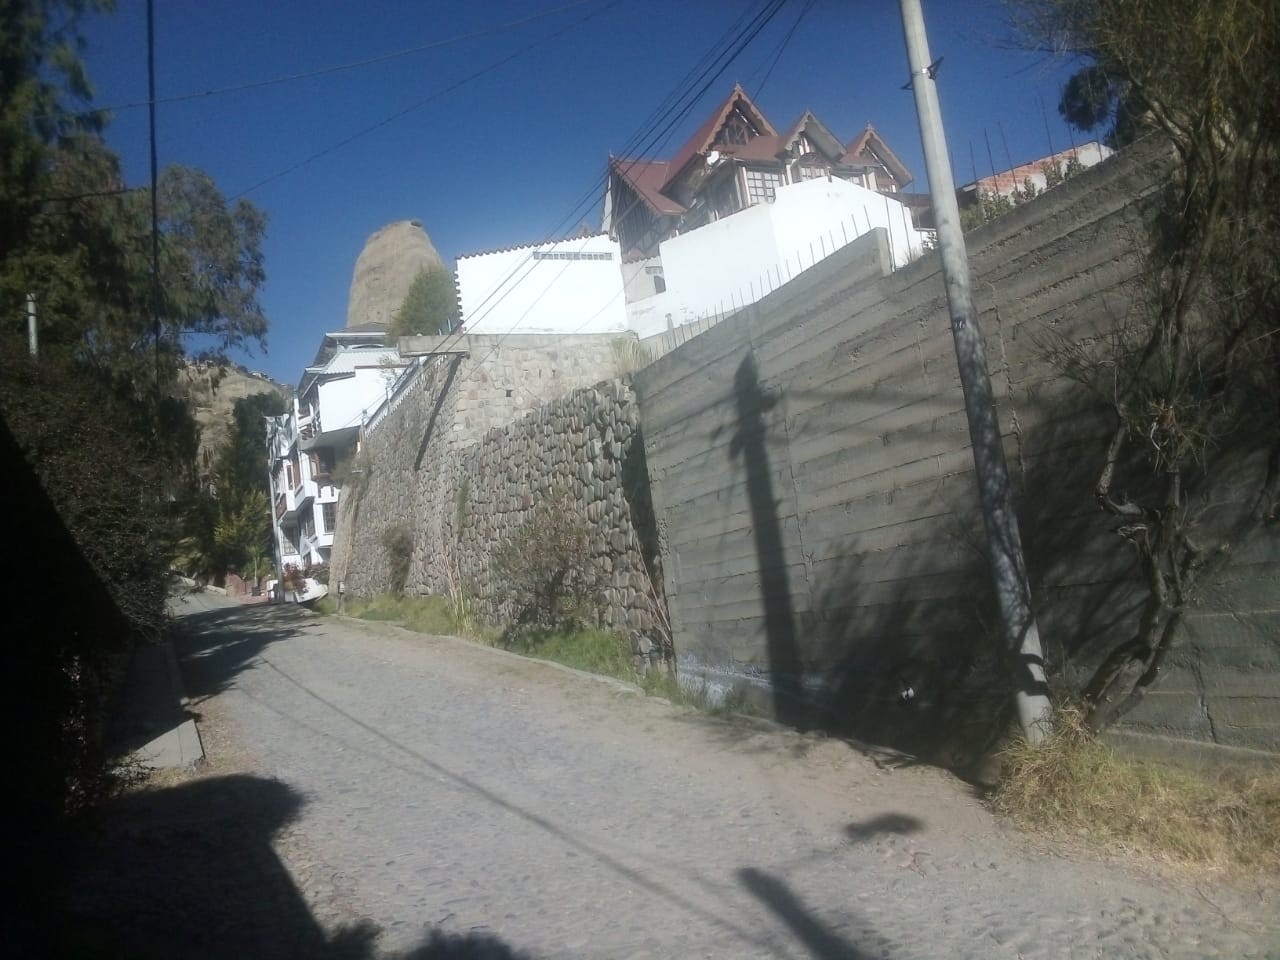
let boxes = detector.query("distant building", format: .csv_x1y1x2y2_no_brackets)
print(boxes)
600,85,930,336
451,86,929,344
957,141,1114,206
602,84,914,263
267,323,406,569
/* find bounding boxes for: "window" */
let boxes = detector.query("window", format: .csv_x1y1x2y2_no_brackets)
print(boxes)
322,502,336,533
717,107,759,146
745,169,784,205
532,250,614,261
653,275,666,294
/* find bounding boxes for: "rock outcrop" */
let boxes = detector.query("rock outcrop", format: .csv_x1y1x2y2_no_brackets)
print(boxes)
177,362,291,481
346,219,444,329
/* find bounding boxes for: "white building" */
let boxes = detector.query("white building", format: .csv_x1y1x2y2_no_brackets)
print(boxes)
624,176,929,337
267,324,406,569
455,233,628,336
957,141,1114,203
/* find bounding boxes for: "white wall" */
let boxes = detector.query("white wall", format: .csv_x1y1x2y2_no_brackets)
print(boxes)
626,178,929,338
316,359,403,432
457,234,628,336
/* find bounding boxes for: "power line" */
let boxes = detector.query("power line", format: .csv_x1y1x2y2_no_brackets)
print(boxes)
427,0,783,356
453,0,790,370
752,0,816,100
429,0,784,361
68,0,602,119
441,0,789,367
229,0,623,200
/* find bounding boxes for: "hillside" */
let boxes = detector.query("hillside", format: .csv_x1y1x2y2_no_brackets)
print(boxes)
176,362,291,482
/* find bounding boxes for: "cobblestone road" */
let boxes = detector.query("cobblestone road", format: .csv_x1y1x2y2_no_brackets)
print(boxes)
169,593,1278,959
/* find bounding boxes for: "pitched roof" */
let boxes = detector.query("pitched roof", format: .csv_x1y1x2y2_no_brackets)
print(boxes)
664,84,778,188
717,134,785,162
842,124,914,187
609,157,686,216
778,111,847,162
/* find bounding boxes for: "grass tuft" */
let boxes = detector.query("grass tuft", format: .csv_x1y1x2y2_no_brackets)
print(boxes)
993,706,1280,874
325,594,461,635
504,628,634,681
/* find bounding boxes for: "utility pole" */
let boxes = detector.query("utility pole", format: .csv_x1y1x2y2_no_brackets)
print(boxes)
25,293,37,359
146,0,162,403
897,0,1052,743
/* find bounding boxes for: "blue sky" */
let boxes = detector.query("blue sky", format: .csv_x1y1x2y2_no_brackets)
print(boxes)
79,0,1082,385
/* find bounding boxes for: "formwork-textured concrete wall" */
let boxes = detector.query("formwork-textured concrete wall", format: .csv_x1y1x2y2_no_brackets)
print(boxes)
330,338,665,666
632,139,1280,763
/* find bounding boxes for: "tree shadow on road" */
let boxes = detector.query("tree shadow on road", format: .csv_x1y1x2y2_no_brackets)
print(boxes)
56,771,535,959
170,599,312,701
844,814,924,843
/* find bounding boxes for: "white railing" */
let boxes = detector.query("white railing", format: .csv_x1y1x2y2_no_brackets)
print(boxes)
364,356,428,435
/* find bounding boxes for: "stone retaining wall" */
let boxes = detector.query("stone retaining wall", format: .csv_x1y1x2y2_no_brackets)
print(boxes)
331,354,666,667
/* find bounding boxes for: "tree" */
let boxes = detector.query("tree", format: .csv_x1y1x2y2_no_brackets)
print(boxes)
2,134,269,390
0,0,111,265
216,390,287,498
1010,0,1280,729
387,265,457,341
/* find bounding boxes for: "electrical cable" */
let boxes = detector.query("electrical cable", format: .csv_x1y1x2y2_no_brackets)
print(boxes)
424,0,781,356
430,0,789,364
64,0,602,120
752,0,816,100
230,0,623,200
452,0,791,374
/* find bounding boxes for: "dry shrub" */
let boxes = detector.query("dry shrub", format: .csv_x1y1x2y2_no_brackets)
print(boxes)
491,494,606,640
993,706,1280,874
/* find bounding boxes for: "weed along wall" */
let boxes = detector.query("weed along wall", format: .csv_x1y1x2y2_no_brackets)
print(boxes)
632,138,1280,765
330,335,667,666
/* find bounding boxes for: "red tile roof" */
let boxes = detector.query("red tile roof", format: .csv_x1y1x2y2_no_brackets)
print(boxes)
610,157,686,216
842,124,913,187
718,135,785,162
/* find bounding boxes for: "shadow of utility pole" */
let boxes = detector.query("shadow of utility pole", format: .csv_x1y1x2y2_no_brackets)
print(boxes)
730,351,807,727
738,867,889,959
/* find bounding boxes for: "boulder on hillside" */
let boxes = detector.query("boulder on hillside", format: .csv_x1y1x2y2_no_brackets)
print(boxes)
346,219,444,330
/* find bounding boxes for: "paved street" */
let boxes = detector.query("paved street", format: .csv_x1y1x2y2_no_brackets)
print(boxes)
144,592,1277,959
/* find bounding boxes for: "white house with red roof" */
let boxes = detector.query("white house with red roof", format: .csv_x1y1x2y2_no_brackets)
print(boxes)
602,85,931,336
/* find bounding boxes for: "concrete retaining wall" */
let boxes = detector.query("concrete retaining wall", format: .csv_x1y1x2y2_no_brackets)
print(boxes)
632,138,1280,762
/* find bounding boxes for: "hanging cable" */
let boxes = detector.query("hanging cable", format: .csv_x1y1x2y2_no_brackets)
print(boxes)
61,0,603,121
230,0,623,200
429,0,787,360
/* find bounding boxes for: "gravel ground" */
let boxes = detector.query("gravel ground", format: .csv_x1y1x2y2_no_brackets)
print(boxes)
71,592,1279,959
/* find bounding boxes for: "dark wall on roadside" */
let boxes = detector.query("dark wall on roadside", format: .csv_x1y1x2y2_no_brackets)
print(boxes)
633,139,1280,764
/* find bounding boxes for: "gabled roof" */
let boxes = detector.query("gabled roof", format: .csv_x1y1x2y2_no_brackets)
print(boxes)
609,157,687,216
664,83,778,189
778,110,847,162
842,124,913,187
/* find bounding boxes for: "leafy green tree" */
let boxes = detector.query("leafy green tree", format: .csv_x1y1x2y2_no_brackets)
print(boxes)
2,134,269,391
388,265,457,340
214,489,271,578
216,390,288,498
0,0,111,266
